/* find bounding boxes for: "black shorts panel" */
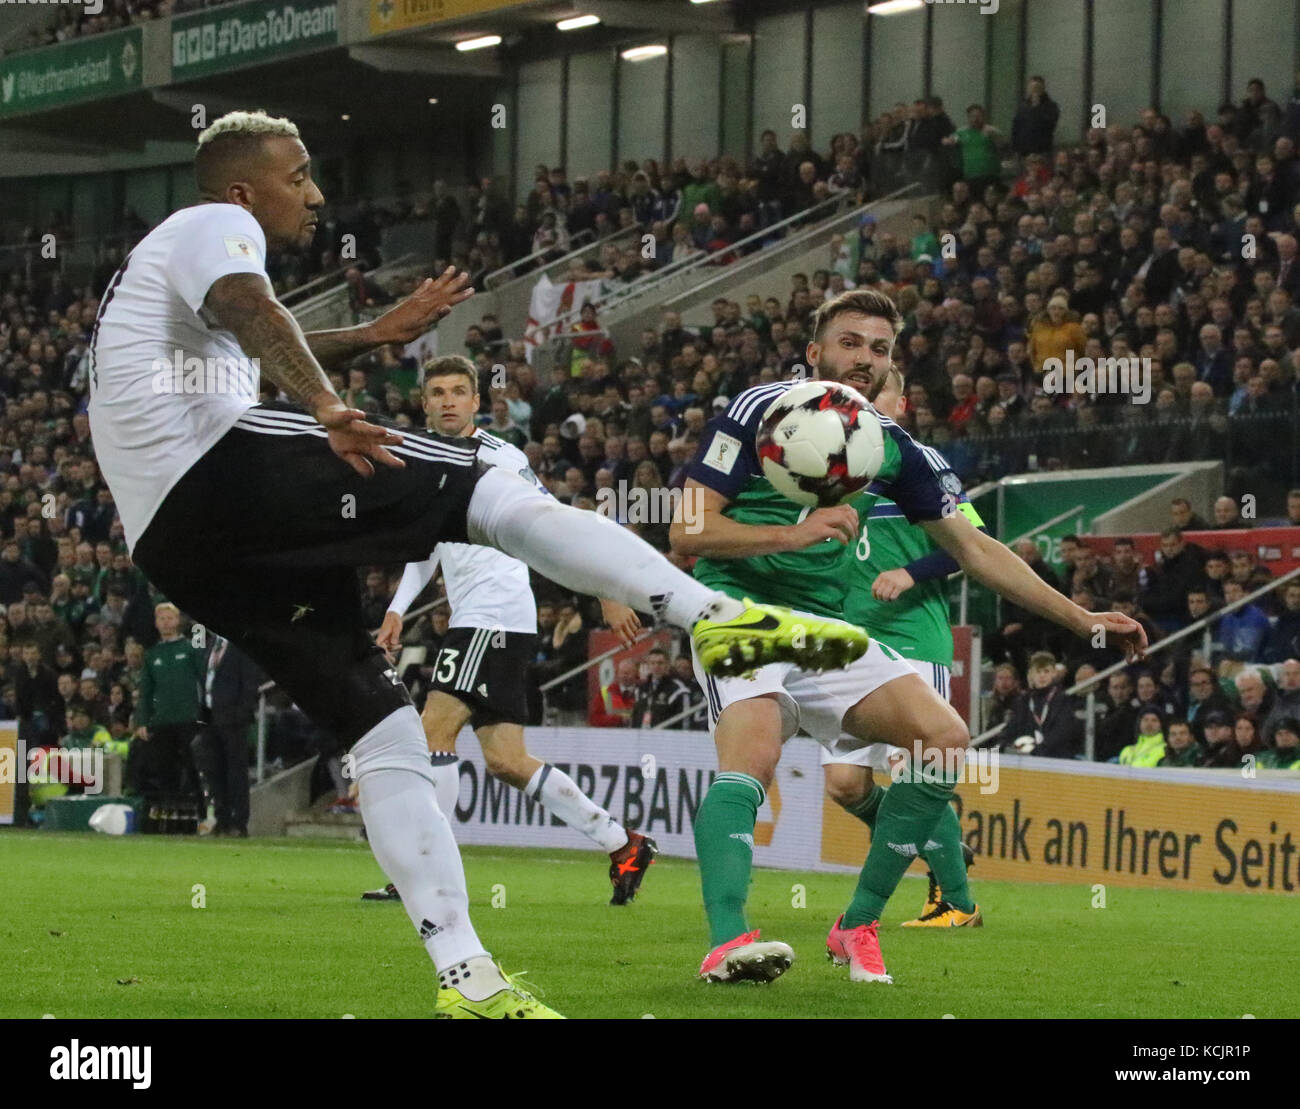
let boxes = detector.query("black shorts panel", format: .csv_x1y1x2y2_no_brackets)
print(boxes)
428,628,537,729
131,404,488,745
135,402,485,572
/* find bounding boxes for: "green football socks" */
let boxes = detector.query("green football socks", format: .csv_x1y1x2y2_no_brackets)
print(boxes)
842,771,958,928
695,772,765,948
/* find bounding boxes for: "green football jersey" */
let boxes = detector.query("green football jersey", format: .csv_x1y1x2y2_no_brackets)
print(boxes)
687,382,964,620
842,495,983,666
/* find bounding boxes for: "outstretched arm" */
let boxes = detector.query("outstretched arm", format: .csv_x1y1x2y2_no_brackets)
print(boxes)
204,273,405,476
922,512,1147,661
304,268,475,370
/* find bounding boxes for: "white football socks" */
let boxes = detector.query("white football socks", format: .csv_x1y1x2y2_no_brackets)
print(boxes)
525,763,629,853
467,467,744,629
353,711,486,973
428,751,460,817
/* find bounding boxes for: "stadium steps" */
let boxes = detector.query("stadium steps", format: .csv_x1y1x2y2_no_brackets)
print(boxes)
283,794,366,842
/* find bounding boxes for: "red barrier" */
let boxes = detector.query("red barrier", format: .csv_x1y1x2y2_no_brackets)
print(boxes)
1086,526,1300,574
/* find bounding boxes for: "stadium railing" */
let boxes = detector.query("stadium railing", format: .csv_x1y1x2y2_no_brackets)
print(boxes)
279,261,357,309
971,564,1300,759
908,405,1300,494
289,252,420,335
480,227,601,289
434,226,638,357
525,186,921,376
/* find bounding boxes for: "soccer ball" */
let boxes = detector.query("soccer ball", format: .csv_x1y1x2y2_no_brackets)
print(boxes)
755,381,886,507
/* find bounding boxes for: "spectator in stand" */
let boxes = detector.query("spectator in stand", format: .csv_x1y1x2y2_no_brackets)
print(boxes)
1234,714,1266,762
1028,296,1087,376
1263,582,1300,661
671,653,707,728
1118,708,1167,767
588,658,640,727
1109,538,1144,597
943,104,1005,199
630,648,692,729
1140,528,1207,633
981,662,1022,732
1261,658,1300,742
1012,76,1061,158
999,651,1081,758
343,267,394,317
0,540,48,605
1198,710,1241,767
533,599,587,725
1185,664,1233,737
1233,666,1276,731
1160,719,1204,767
1260,717,1300,768
1094,670,1140,761
1211,495,1248,529
16,641,62,748
1216,579,1271,660
1170,497,1210,532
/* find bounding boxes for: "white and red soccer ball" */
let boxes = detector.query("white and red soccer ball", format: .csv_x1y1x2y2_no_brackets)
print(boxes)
755,381,886,507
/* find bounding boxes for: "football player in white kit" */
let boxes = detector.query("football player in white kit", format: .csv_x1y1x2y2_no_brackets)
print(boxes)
367,355,658,905
84,109,873,1017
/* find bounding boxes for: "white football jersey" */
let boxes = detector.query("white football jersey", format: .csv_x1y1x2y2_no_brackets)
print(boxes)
87,203,266,551
388,428,542,634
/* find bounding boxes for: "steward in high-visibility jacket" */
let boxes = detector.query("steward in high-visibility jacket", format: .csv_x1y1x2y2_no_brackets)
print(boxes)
1119,729,1166,767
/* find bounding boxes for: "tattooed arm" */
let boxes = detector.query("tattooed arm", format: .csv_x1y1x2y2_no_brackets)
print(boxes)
205,272,336,411
302,323,385,372
304,266,476,370
204,273,404,476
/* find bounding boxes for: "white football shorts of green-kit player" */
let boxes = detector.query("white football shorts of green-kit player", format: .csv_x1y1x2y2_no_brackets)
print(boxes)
671,288,1146,987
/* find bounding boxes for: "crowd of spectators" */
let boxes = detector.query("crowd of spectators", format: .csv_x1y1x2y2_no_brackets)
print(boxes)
5,0,240,55
6,73,1300,797
981,502,1300,768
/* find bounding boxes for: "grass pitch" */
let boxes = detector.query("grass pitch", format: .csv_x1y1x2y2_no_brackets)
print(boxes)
1,830,1291,1019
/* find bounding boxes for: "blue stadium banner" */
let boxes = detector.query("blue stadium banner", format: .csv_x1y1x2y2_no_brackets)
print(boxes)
0,28,143,120
172,0,339,80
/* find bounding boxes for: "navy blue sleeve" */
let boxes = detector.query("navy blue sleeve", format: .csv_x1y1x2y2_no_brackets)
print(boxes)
685,390,779,499
905,524,990,582
874,425,965,523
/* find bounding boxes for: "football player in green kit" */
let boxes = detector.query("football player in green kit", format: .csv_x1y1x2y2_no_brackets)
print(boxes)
670,289,1146,986
820,365,980,931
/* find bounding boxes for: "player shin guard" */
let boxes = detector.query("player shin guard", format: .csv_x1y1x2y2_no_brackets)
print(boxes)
429,751,459,818
695,772,764,947
353,709,487,970
525,763,628,853
842,772,958,929
844,784,885,829
467,467,741,629
918,802,974,913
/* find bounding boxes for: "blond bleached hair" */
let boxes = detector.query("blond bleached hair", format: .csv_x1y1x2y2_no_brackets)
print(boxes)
196,109,299,149
194,110,302,195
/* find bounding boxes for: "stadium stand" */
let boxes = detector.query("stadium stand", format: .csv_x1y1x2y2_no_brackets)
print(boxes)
7,59,1300,835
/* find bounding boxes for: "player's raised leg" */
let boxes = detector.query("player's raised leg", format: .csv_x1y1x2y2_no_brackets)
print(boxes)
465,465,868,677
